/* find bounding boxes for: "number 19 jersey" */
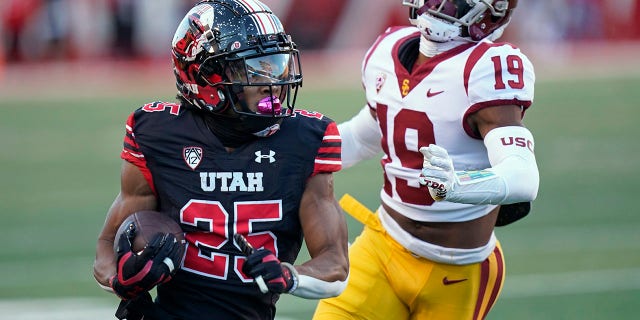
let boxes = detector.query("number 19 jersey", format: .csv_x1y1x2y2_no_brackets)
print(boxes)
362,26,535,222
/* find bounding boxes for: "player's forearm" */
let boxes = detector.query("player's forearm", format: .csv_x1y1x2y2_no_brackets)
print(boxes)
297,250,349,282
447,127,538,204
483,126,539,203
289,251,349,299
420,126,539,205
93,238,117,290
297,197,349,282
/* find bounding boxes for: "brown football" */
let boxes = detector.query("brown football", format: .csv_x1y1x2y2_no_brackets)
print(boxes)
114,210,186,254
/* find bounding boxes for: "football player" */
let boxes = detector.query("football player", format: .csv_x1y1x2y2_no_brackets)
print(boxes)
93,1,348,319
314,1,539,319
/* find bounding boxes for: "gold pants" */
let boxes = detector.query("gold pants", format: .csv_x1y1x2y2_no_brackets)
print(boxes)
313,195,505,320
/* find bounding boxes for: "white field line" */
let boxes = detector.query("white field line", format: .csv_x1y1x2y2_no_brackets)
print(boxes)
0,297,297,320
0,268,639,319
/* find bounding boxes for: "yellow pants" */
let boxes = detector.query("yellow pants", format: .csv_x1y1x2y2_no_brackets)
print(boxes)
313,195,505,320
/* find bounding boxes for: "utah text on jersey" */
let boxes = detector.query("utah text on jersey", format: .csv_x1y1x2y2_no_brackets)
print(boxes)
200,172,264,192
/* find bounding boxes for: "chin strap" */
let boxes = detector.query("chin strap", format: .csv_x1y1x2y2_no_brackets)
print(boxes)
410,13,473,57
418,35,471,57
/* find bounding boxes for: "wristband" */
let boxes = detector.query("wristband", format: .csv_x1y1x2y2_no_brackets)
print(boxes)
289,272,348,299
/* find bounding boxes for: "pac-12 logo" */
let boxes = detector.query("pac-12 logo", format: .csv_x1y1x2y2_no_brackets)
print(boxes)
184,146,203,170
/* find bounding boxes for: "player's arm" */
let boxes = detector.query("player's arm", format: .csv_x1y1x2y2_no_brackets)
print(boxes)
420,104,539,205
338,105,382,169
471,104,523,138
293,172,349,297
93,160,157,290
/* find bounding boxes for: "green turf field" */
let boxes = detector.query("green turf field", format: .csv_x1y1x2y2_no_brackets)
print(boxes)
0,74,639,319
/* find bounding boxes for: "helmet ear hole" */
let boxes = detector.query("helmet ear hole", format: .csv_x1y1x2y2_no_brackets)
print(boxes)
195,86,230,114
196,61,224,86
199,59,222,78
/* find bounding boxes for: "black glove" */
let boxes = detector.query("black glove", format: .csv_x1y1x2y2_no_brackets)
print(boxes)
242,248,296,294
115,291,174,320
110,232,182,300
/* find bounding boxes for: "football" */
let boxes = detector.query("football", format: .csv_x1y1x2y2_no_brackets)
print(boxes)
114,210,186,254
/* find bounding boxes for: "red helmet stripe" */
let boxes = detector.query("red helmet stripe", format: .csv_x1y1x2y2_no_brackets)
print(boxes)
237,0,279,34
255,12,278,34
237,0,266,11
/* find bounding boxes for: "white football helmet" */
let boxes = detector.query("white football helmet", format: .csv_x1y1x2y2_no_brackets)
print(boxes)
402,0,517,42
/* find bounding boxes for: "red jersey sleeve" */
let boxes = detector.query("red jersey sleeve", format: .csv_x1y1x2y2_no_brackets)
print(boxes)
120,111,156,194
312,121,342,175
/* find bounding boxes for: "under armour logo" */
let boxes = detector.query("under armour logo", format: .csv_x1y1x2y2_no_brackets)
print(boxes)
255,150,276,163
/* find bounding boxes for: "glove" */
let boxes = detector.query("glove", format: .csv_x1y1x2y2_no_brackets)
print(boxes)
242,248,297,294
110,232,183,300
115,291,174,320
418,144,456,201
115,292,151,320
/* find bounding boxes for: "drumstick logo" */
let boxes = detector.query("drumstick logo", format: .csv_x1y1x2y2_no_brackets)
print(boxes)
234,234,269,294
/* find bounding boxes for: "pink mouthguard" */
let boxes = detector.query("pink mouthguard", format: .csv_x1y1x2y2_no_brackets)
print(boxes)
257,96,282,115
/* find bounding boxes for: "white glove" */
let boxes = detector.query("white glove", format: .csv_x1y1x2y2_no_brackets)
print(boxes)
418,144,455,201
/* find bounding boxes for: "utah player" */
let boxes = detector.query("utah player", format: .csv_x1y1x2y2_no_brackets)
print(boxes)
93,1,348,319
314,1,539,319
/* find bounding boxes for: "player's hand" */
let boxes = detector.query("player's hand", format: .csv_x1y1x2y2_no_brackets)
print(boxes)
242,248,297,294
110,232,183,300
419,144,455,201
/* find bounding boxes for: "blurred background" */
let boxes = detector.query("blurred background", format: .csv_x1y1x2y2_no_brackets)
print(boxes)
1,0,640,61
1,1,639,319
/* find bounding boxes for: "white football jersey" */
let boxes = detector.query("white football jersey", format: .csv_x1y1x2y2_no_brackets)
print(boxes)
363,26,535,222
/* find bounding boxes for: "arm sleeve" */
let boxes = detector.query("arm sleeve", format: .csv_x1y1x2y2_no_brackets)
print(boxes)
483,126,539,203
447,126,539,204
337,106,382,169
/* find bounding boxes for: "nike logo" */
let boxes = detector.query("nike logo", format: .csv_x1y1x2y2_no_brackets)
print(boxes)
427,88,444,98
442,277,468,285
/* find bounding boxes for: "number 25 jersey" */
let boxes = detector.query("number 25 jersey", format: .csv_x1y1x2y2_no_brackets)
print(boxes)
120,102,341,318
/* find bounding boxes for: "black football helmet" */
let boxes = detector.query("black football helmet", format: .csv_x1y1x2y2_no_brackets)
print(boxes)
402,0,517,42
171,0,302,137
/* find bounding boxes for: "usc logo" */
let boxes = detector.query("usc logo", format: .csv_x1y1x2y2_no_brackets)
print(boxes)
401,79,410,96
501,136,534,152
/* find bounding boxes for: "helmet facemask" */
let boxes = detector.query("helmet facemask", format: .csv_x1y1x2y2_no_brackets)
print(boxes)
204,48,302,118
198,35,302,137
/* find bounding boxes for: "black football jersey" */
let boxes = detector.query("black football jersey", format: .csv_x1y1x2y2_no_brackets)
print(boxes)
121,102,341,319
